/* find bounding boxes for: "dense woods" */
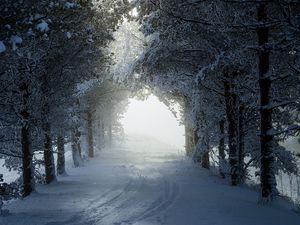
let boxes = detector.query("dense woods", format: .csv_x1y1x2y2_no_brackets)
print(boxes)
0,0,130,200
130,0,300,201
0,0,300,213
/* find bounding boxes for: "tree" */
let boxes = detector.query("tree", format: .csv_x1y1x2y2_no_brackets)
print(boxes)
56,134,66,175
132,0,300,201
0,0,130,196
257,3,277,199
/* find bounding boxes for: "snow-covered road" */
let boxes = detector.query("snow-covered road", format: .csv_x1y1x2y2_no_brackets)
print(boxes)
1,145,300,225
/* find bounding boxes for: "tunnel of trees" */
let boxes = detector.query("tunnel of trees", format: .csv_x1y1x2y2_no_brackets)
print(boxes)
0,0,300,208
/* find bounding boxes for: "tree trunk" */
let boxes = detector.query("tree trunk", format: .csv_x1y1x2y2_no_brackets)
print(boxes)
185,124,191,156
40,73,56,184
238,103,245,183
186,127,195,156
224,71,239,186
193,127,201,162
77,141,82,159
87,111,94,158
71,129,81,167
43,123,56,184
218,119,226,178
20,82,34,197
194,127,209,169
21,124,34,197
257,3,277,199
202,137,210,169
100,121,105,148
71,143,80,167
184,99,193,156
56,135,66,175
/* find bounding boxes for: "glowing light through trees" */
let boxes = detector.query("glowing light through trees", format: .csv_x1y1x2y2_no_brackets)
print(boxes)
121,95,184,149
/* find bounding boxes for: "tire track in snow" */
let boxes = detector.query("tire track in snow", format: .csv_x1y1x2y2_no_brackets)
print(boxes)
114,177,180,225
93,167,180,225
45,175,140,225
84,176,145,224
86,166,147,224
134,180,180,223
46,164,180,225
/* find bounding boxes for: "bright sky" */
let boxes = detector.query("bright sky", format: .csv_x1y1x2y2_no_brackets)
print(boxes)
120,95,185,149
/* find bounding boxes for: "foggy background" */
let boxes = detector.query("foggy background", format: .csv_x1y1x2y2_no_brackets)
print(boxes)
120,95,185,152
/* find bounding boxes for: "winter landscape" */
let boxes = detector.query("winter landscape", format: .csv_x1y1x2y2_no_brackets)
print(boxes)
0,1,300,225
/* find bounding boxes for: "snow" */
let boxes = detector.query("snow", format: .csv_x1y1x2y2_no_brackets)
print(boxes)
282,136,300,155
1,137,300,225
0,160,18,184
34,14,45,20
36,21,49,33
0,41,6,53
65,2,78,9
10,35,22,51
66,32,72,39
27,28,35,37
110,20,149,82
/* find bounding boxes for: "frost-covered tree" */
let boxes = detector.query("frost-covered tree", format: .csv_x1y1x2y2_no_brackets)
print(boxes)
130,0,300,201
0,0,130,196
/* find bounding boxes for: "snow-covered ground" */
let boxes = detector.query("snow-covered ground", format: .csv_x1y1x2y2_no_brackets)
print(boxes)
1,137,300,225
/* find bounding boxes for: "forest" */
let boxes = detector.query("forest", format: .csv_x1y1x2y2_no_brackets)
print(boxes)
0,1,300,225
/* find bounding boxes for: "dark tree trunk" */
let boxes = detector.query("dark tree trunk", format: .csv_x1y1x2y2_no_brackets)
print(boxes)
257,4,277,199
43,123,56,184
77,141,82,159
202,153,210,169
238,103,245,183
193,127,201,162
202,144,210,169
87,111,94,158
56,135,66,175
224,71,239,186
21,125,34,197
218,119,226,178
20,82,34,197
40,74,56,184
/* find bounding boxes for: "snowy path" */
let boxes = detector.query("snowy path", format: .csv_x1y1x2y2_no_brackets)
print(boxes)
1,147,300,225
